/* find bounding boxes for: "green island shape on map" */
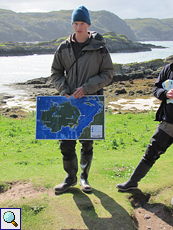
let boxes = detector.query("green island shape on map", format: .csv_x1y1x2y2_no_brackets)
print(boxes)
40,101,81,133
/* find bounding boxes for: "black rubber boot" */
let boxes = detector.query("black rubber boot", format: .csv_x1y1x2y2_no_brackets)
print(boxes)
80,153,93,192
116,159,151,191
54,156,78,194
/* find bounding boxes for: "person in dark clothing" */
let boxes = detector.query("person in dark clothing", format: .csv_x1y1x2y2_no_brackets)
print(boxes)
116,62,173,191
51,5,114,194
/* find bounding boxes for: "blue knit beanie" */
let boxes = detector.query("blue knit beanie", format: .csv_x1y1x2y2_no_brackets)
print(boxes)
71,5,91,25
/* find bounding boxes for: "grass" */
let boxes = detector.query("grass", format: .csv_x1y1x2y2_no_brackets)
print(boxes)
0,111,173,229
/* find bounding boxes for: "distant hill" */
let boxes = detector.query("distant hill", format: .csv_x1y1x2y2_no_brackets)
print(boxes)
125,18,173,41
1,9,172,43
0,9,136,42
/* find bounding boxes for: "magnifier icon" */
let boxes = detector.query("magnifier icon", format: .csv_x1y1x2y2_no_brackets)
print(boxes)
3,211,18,227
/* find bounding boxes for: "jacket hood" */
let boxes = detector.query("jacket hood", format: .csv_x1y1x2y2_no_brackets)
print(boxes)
89,31,106,49
66,31,106,50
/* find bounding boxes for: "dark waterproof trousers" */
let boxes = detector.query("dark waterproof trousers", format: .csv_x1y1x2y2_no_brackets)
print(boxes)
59,140,93,161
142,125,173,167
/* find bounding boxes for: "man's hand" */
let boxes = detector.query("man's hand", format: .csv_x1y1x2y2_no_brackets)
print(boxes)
64,94,70,98
72,86,84,99
166,88,173,99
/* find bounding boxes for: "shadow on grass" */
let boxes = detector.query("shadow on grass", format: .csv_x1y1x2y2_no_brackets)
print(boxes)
118,188,173,229
71,188,134,230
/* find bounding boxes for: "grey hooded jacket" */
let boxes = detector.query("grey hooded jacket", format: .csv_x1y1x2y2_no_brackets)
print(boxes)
51,31,114,96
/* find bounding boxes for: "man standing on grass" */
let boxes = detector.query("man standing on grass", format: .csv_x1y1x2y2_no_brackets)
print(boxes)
51,6,114,194
116,62,173,196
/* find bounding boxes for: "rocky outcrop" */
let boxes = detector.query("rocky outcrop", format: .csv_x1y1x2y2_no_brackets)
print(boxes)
13,58,170,98
0,46,55,56
103,58,172,106
0,32,165,56
104,33,164,53
112,59,168,82
1,56,172,117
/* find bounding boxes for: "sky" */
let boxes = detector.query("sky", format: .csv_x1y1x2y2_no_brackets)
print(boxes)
0,0,173,19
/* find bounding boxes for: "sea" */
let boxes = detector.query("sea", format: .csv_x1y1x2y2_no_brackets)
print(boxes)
0,41,173,96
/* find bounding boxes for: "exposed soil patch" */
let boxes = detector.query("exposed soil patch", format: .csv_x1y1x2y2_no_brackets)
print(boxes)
129,191,173,230
133,207,173,230
0,181,54,203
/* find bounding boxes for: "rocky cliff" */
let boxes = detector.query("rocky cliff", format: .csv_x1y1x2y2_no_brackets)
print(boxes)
125,18,173,41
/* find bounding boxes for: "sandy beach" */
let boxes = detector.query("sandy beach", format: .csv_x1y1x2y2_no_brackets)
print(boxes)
109,97,160,112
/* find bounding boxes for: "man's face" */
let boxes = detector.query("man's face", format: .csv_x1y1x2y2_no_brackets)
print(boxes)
72,21,90,36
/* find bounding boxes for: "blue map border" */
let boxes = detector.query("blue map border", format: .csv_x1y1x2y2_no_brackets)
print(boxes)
35,95,105,140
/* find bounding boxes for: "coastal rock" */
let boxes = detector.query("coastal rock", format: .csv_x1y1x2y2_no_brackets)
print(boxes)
0,46,55,56
0,94,14,105
166,55,173,62
0,32,165,56
11,58,170,102
14,58,168,92
112,59,168,82
115,88,127,95
1,56,172,117
105,33,152,53
0,106,28,118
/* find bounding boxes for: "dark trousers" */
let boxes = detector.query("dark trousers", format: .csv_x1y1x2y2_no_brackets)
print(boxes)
143,126,173,167
59,140,93,161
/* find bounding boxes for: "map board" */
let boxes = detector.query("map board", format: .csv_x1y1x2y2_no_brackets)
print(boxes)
162,79,173,104
36,95,105,140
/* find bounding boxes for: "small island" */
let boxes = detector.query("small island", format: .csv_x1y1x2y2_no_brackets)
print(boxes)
0,32,165,56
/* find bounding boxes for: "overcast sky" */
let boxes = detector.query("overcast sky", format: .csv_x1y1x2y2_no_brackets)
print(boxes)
0,0,173,19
